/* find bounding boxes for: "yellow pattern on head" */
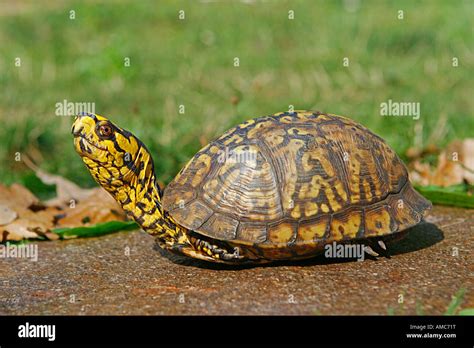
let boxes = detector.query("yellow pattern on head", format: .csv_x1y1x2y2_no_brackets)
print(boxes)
71,113,189,246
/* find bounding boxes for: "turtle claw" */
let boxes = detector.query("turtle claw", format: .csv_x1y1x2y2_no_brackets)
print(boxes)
364,245,379,257
378,240,387,251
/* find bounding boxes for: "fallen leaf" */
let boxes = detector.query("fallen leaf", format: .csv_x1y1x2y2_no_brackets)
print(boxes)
0,185,64,242
22,155,95,206
1,220,40,241
409,138,474,187
0,183,40,215
0,204,17,225
55,189,126,228
0,165,129,242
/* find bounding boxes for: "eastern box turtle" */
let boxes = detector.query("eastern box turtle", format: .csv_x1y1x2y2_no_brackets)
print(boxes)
72,111,431,264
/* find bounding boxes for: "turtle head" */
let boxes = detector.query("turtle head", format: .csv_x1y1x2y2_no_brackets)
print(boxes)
71,112,155,192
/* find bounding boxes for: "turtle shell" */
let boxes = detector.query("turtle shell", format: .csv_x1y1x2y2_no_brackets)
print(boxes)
162,111,431,257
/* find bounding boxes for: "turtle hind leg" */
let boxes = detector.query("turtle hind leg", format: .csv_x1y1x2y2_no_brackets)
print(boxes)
160,235,246,264
190,237,246,262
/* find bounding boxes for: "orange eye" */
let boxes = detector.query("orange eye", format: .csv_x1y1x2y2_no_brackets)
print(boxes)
99,124,113,137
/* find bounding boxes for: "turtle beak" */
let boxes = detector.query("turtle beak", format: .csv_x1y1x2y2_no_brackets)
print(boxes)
71,114,96,137
72,115,94,156
71,116,84,137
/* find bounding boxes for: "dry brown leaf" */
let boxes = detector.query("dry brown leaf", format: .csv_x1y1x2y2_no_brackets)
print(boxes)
0,167,127,242
409,138,474,187
23,155,95,206
0,183,40,215
0,183,64,241
0,204,17,225
55,189,126,228
0,220,41,241
0,183,49,241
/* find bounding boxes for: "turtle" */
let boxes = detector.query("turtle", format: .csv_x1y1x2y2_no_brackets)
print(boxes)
71,110,431,264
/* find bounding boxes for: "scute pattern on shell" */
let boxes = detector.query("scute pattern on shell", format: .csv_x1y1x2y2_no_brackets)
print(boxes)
162,111,431,257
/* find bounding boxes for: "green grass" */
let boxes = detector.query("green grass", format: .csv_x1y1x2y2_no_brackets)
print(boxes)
0,0,473,187
387,287,473,315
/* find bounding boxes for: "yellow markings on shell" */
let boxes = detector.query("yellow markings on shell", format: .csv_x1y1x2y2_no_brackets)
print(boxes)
364,160,381,199
247,121,273,139
223,134,244,146
268,223,294,244
218,127,236,140
216,160,235,176
320,203,330,213
298,183,309,199
239,119,256,129
290,205,301,219
335,183,348,202
176,190,194,205
288,138,305,148
230,145,255,158
287,127,310,136
302,149,335,179
302,176,321,199
263,128,286,146
298,180,322,200
209,146,219,154
365,207,391,237
330,212,361,240
349,159,361,203
304,201,318,217
199,143,211,153
297,217,328,241
203,178,219,192
191,154,211,187
175,171,187,185
320,156,335,177
363,178,373,201
176,152,209,186
279,116,294,123
314,114,332,122
279,138,306,212
295,111,317,121
325,188,341,211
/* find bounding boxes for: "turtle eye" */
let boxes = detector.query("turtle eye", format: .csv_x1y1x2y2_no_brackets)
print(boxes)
98,124,113,138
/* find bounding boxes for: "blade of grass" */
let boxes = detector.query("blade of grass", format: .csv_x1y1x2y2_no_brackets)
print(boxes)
458,308,474,316
52,220,139,239
415,185,474,209
415,300,424,315
444,287,466,315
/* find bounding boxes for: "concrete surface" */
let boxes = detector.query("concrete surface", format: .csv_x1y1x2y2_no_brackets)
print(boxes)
0,206,472,315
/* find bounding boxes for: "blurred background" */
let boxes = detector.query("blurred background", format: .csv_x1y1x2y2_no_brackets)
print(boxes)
0,0,472,192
